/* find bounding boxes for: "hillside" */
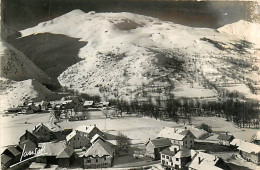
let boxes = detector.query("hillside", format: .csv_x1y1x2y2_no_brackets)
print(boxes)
7,10,260,102
0,78,61,112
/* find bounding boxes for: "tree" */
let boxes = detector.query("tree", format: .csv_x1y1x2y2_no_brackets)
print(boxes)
199,123,212,133
116,132,131,153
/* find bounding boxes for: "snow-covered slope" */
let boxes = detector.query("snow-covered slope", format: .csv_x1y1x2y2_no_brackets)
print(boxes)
18,10,260,101
0,79,61,112
218,20,260,47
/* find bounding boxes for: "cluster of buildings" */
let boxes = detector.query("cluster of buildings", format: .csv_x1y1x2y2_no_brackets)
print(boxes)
145,127,260,170
1,123,116,169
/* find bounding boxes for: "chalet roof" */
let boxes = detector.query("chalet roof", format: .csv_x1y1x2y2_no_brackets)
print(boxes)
84,139,113,157
217,134,234,141
3,146,21,157
230,139,245,147
237,141,260,154
188,151,223,170
160,145,190,158
40,141,74,158
84,101,94,106
175,148,191,158
76,125,97,135
158,127,190,140
33,123,61,133
148,138,171,148
20,130,39,141
90,134,105,144
1,154,12,164
66,130,88,142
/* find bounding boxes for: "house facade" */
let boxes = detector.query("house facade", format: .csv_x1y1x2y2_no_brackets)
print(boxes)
160,145,191,170
145,138,171,160
217,133,235,146
32,123,53,142
158,127,196,149
66,130,90,149
81,139,114,169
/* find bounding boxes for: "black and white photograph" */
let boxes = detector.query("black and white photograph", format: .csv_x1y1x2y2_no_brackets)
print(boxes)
0,0,260,169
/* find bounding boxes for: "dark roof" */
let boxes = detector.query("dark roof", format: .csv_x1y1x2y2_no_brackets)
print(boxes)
217,134,234,141
149,138,171,148
160,148,176,156
19,140,37,153
3,146,21,157
1,154,12,164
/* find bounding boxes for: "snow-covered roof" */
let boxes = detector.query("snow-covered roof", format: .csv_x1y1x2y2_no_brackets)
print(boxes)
84,139,113,157
230,139,245,147
158,127,195,140
90,134,105,144
76,125,96,134
188,151,223,170
83,101,94,106
237,141,260,154
40,141,74,158
66,130,85,142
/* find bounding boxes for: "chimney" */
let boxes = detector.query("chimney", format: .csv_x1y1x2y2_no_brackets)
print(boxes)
185,127,187,130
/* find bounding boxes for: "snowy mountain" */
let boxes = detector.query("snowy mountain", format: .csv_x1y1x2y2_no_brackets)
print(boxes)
6,10,260,102
218,20,260,48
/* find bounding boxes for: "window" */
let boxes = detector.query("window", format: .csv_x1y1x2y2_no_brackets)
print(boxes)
176,158,179,161
166,156,169,159
162,155,165,158
96,159,98,163
87,160,91,163
104,156,106,161
186,141,187,144
175,165,179,169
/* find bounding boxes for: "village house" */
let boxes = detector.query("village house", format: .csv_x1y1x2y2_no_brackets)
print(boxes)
66,130,90,149
26,102,40,114
83,101,95,109
145,138,172,160
188,150,229,170
236,141,260,165
158,127,196,149
32,123,63,142
19,130,39,145
35,141,74,167
68,110,88,121
32,123,53,142
19,139,38,161
76,125,105,139
160,145,191,170
80,139,115,169
217,133,235,146
1,145,22,169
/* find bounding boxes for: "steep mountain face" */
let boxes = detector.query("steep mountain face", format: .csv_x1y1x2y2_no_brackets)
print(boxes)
9,10,260,101
0,41,59,87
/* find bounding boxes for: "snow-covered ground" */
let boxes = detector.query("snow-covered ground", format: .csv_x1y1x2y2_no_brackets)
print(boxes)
1,113,258,152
